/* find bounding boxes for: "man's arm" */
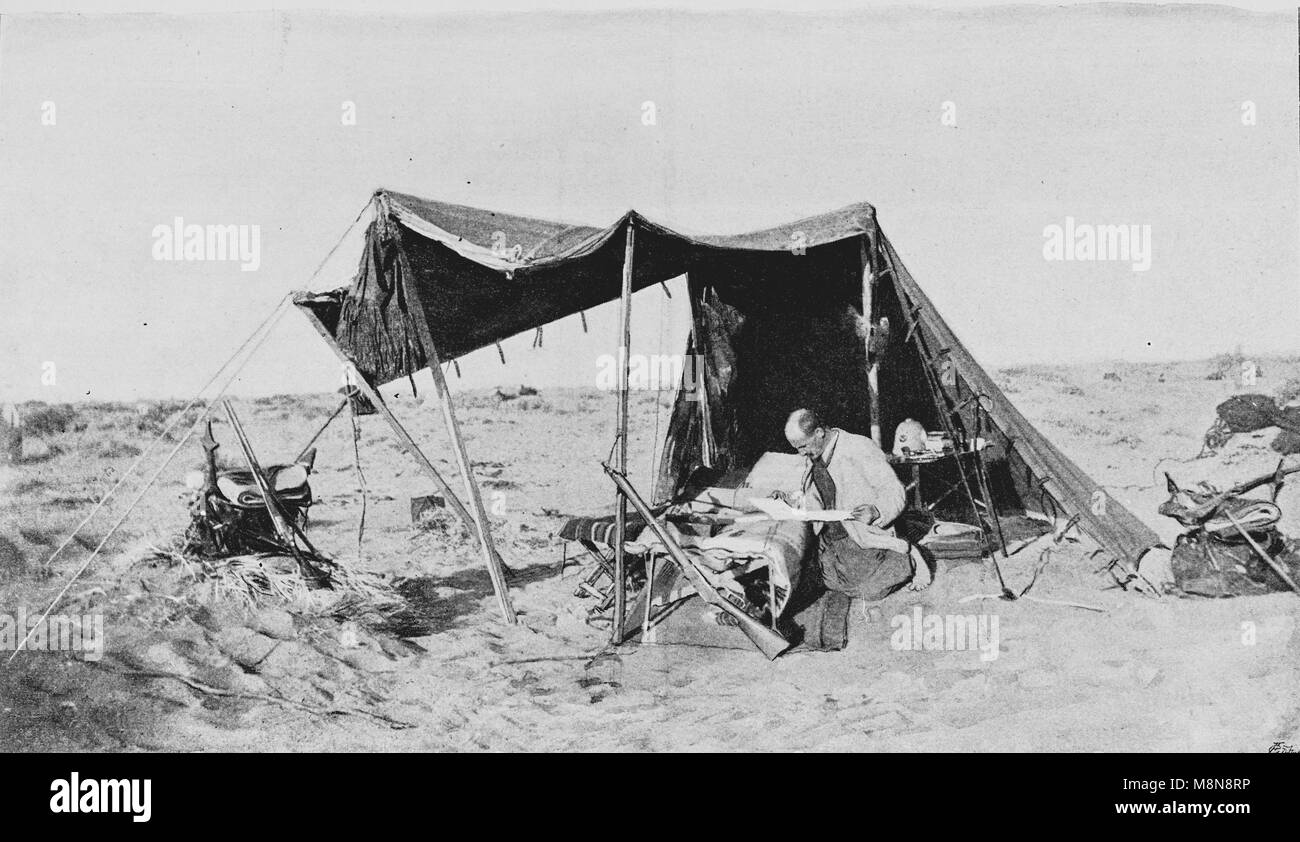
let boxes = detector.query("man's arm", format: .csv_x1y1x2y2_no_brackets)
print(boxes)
860,440,906,526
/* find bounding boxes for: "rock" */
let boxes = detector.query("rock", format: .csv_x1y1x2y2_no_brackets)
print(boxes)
248,607,296,641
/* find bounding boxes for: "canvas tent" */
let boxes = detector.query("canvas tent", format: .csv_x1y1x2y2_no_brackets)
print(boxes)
294,188,1160,621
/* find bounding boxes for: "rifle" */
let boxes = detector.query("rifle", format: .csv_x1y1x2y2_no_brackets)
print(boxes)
602,462,791,660
1224,511,1300,599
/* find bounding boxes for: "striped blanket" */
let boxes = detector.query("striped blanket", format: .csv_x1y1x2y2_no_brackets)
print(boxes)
643,518,812,619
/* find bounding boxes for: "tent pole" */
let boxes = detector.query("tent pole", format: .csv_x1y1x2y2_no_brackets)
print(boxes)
861,238,883,447
296,303,481,537
423,342,517,624
612,221,636,645
881,243,1011,566
387,250,517,625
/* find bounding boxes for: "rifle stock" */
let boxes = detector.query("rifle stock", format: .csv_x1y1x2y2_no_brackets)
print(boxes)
602,462,791,660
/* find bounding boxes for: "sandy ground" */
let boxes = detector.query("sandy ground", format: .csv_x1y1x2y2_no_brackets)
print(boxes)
2,357,1298,752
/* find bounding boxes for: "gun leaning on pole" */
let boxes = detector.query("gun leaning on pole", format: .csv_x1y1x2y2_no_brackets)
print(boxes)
602,462,791,660
221,400,332,583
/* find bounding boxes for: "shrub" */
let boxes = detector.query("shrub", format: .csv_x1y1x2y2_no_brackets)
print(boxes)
98,438,142,459
135,400,202,435
1207,349,1262,382
20,403,80,436
1277,376,1300,406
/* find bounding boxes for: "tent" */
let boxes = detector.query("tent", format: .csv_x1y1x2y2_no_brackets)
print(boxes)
294,188,1160,625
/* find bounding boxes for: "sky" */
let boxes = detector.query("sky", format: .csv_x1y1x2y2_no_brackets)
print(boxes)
0,3,1296,403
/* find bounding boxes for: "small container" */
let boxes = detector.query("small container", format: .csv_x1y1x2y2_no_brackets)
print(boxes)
410,494,447,524
925,432,952,453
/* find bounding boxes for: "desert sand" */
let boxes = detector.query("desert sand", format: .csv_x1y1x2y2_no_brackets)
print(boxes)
2,357,1298,752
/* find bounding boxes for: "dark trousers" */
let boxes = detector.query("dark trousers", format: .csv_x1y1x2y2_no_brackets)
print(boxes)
792,534,913,650
818,533,913,600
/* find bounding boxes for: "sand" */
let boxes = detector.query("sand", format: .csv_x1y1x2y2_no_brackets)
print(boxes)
1,357,1298,752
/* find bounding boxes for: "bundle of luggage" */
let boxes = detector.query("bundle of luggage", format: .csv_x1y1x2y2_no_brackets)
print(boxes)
1201,394,1300,456
182,410,322,566
1159,464,1300,598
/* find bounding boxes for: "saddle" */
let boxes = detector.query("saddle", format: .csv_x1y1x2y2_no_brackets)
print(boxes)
1158,491,1280,542
216,463,313,511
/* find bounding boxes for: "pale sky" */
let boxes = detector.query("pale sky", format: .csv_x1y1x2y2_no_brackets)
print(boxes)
1,4,1296,402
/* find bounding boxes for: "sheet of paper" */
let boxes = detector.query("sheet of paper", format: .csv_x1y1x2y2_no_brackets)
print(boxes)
747,496,853,522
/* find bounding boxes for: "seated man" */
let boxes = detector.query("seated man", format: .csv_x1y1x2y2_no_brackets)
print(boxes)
781,408,931,648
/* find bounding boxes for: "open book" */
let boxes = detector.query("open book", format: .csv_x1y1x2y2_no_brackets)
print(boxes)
746,496,853,523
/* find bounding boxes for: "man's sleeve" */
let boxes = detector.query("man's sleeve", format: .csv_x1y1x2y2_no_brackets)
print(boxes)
862,440,906,526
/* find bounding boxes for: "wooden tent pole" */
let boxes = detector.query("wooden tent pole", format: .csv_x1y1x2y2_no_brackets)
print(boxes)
296,304,480,536
612,221,636,645
423,341,517,623
861,238,883,447
388,253,517,624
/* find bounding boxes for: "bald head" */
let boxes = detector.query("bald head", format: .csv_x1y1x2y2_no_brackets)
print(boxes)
785,408,821,439
785,408,830,459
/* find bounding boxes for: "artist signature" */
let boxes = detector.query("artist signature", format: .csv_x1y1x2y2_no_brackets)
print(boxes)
1267,741,1297,753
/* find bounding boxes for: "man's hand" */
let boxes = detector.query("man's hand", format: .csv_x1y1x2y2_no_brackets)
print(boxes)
769,490,794,506
851,503,881,525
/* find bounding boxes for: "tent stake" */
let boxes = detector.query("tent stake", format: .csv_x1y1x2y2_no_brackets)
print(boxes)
613,221,637,645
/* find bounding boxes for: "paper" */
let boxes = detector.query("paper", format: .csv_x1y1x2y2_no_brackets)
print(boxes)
747,496,853,522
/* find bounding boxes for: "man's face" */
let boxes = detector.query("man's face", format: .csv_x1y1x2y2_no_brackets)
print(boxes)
787,425,828,460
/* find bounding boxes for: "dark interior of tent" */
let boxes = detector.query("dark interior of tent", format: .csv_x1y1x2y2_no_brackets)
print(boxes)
653,236,1031,536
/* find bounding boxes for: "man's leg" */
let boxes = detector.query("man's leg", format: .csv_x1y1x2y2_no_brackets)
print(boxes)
804,540,856,651
823,538,913,601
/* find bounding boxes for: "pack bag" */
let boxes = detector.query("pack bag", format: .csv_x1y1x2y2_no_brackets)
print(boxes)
1170,530,1300,598
1206,395,1300,455
1215,394,1280,434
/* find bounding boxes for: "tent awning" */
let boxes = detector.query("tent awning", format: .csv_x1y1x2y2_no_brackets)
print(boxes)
381,188,879,272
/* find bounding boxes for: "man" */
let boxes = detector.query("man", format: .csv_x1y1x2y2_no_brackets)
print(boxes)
781,408,931,649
